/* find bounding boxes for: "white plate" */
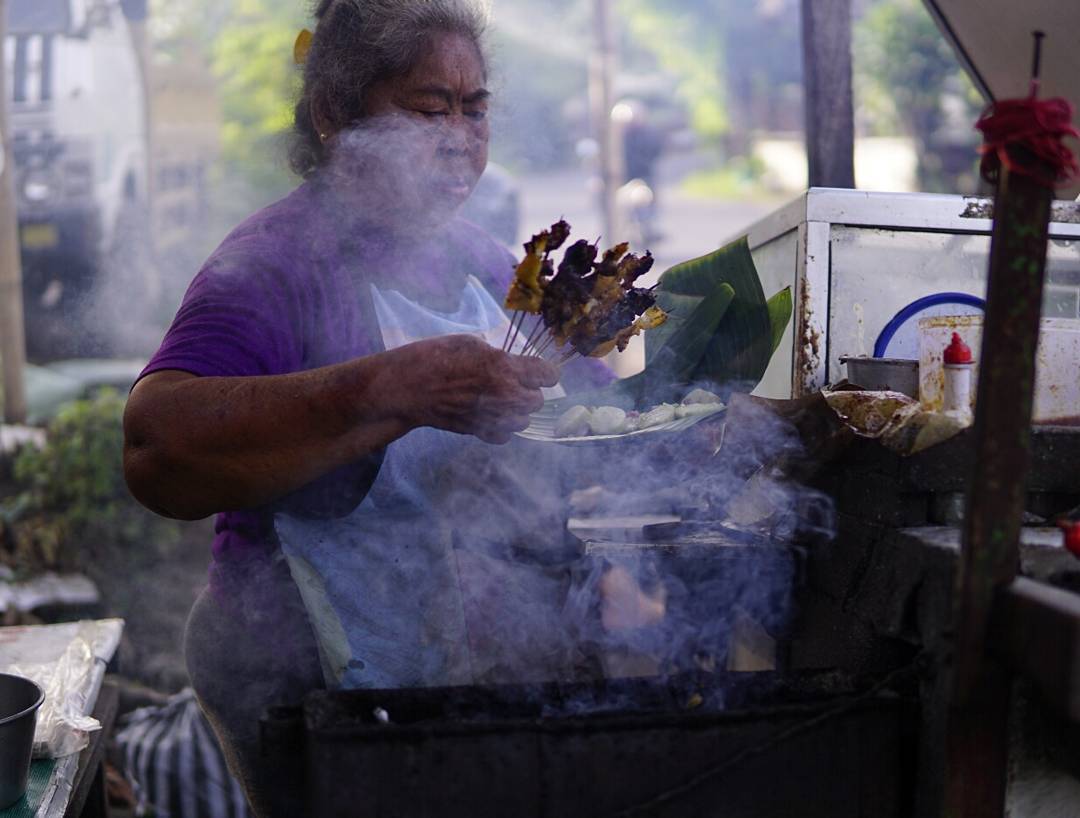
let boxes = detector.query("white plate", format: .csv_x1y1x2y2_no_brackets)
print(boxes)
516,402,725,445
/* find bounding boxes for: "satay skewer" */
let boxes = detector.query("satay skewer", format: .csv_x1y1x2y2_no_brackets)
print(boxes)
534,333,557,358
520,317,547,355
501,312,519,352
505,311,527,352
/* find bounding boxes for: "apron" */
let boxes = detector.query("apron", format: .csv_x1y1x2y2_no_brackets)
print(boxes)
276,276,580,690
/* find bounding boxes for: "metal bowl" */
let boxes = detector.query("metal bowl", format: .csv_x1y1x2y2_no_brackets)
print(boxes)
840,356,920,399
0,673,45,809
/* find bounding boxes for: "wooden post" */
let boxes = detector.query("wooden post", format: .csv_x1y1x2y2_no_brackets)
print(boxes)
800,0,856,188
942,159,1052,818
124,0,159,304
0,0,29,424
592,0,624,239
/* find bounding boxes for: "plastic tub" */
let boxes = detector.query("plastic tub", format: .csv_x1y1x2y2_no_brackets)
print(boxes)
918,316,1080,422
0,673,45,808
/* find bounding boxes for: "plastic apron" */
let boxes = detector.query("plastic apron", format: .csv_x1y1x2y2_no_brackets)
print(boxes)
276,276,578,690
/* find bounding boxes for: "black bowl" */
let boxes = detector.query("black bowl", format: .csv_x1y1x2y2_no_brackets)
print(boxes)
0,673,45,808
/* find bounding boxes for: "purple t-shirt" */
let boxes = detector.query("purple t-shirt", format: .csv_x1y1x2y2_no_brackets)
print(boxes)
141,181,612,591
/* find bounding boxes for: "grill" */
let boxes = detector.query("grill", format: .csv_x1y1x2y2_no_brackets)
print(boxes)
262,670,914,818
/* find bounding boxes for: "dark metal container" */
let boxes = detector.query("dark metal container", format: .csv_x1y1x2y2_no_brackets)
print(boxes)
264,671,914,818
840,356,920,399
0,673,45,809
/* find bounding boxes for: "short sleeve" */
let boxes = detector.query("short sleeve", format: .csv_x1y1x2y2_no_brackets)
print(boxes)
140,241,305,381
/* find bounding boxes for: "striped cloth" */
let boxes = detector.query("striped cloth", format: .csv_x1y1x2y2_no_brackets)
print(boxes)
113,689,250,818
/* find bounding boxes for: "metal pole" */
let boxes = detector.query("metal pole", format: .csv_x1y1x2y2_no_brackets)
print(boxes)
0,0,29,424
800,0,856,188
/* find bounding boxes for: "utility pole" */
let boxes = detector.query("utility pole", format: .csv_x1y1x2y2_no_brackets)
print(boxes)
801,0,856,188
0,0,29,424
591,0,624,240
123,0,161,305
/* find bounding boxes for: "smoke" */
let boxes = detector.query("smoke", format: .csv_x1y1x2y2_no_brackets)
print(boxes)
274,347,836,698
549,394,834,684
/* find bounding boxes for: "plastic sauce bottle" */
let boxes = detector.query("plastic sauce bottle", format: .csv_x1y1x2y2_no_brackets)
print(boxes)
943,333,974,423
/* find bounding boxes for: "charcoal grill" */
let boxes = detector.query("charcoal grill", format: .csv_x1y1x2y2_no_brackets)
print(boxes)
262,670,915,818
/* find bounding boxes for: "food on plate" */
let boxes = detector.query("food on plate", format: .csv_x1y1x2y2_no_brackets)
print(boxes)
550,389,725,438
588,406,627,436
675,403,721,419
504,220,668,359
554,405,593,438
639,403,677,428
682,388,724,406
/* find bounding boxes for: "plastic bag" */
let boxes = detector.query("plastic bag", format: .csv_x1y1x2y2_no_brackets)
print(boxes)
9,623,103,758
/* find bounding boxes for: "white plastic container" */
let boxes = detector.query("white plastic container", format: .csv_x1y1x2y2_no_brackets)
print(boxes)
919,316,1080,423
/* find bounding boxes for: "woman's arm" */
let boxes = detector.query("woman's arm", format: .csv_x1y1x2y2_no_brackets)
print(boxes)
124,334,557,521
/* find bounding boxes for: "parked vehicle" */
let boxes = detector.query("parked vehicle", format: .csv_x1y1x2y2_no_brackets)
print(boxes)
5,0,152,359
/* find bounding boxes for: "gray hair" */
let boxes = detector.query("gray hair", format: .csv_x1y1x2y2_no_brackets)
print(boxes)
289,0,491,178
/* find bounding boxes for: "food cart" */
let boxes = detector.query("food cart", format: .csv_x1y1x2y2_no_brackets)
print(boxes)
745,188,1080,399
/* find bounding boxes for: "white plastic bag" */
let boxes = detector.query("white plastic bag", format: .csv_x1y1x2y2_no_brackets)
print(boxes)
9,623,104,758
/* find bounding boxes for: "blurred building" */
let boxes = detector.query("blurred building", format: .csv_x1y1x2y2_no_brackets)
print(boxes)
149,42,220,293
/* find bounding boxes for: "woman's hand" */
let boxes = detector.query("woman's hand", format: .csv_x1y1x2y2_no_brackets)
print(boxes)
381,334,558,444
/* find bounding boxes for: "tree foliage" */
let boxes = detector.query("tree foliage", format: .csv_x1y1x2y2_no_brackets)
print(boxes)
854,0,984,191
0,390,181,576
210,0,306,198
151,0,306,200
621,0,730,143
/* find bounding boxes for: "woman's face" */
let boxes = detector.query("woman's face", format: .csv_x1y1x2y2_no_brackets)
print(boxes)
326,31,490,230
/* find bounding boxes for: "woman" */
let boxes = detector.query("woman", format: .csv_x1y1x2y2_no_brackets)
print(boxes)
124,1,610,814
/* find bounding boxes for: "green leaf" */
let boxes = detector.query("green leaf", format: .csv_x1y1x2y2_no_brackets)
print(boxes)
646,282,736,392
766,286,794,355
679,237,769,385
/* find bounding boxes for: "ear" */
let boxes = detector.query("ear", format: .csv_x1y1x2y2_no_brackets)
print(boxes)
310,92,335,143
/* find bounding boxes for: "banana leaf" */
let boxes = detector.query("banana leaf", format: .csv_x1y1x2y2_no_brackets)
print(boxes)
636,281,736,401
673,237,769,386
766,286,794,356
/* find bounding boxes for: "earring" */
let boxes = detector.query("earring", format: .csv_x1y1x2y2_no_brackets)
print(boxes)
319,132,328,142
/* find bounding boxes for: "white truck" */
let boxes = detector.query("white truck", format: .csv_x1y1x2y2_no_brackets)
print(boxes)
4,0,151,358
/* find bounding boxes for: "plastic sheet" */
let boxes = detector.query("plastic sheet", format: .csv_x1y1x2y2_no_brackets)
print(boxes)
0,620,122,761
9,624,104,758
824,390,969,456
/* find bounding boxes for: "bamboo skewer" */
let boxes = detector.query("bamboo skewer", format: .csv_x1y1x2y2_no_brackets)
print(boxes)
501,311,519,352
501,311,527,352
520,317,546,355
535,335,557,358
501,313,515,352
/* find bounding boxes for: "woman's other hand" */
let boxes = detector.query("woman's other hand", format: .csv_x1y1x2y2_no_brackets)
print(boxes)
383,334,557,444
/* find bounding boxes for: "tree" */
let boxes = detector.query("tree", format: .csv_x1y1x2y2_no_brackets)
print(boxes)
210,0,306,199
853,0,985,192
151,0,305,203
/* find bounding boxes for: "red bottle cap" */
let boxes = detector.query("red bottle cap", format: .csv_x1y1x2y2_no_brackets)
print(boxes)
944,333,973,365
1062,520,1080,560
